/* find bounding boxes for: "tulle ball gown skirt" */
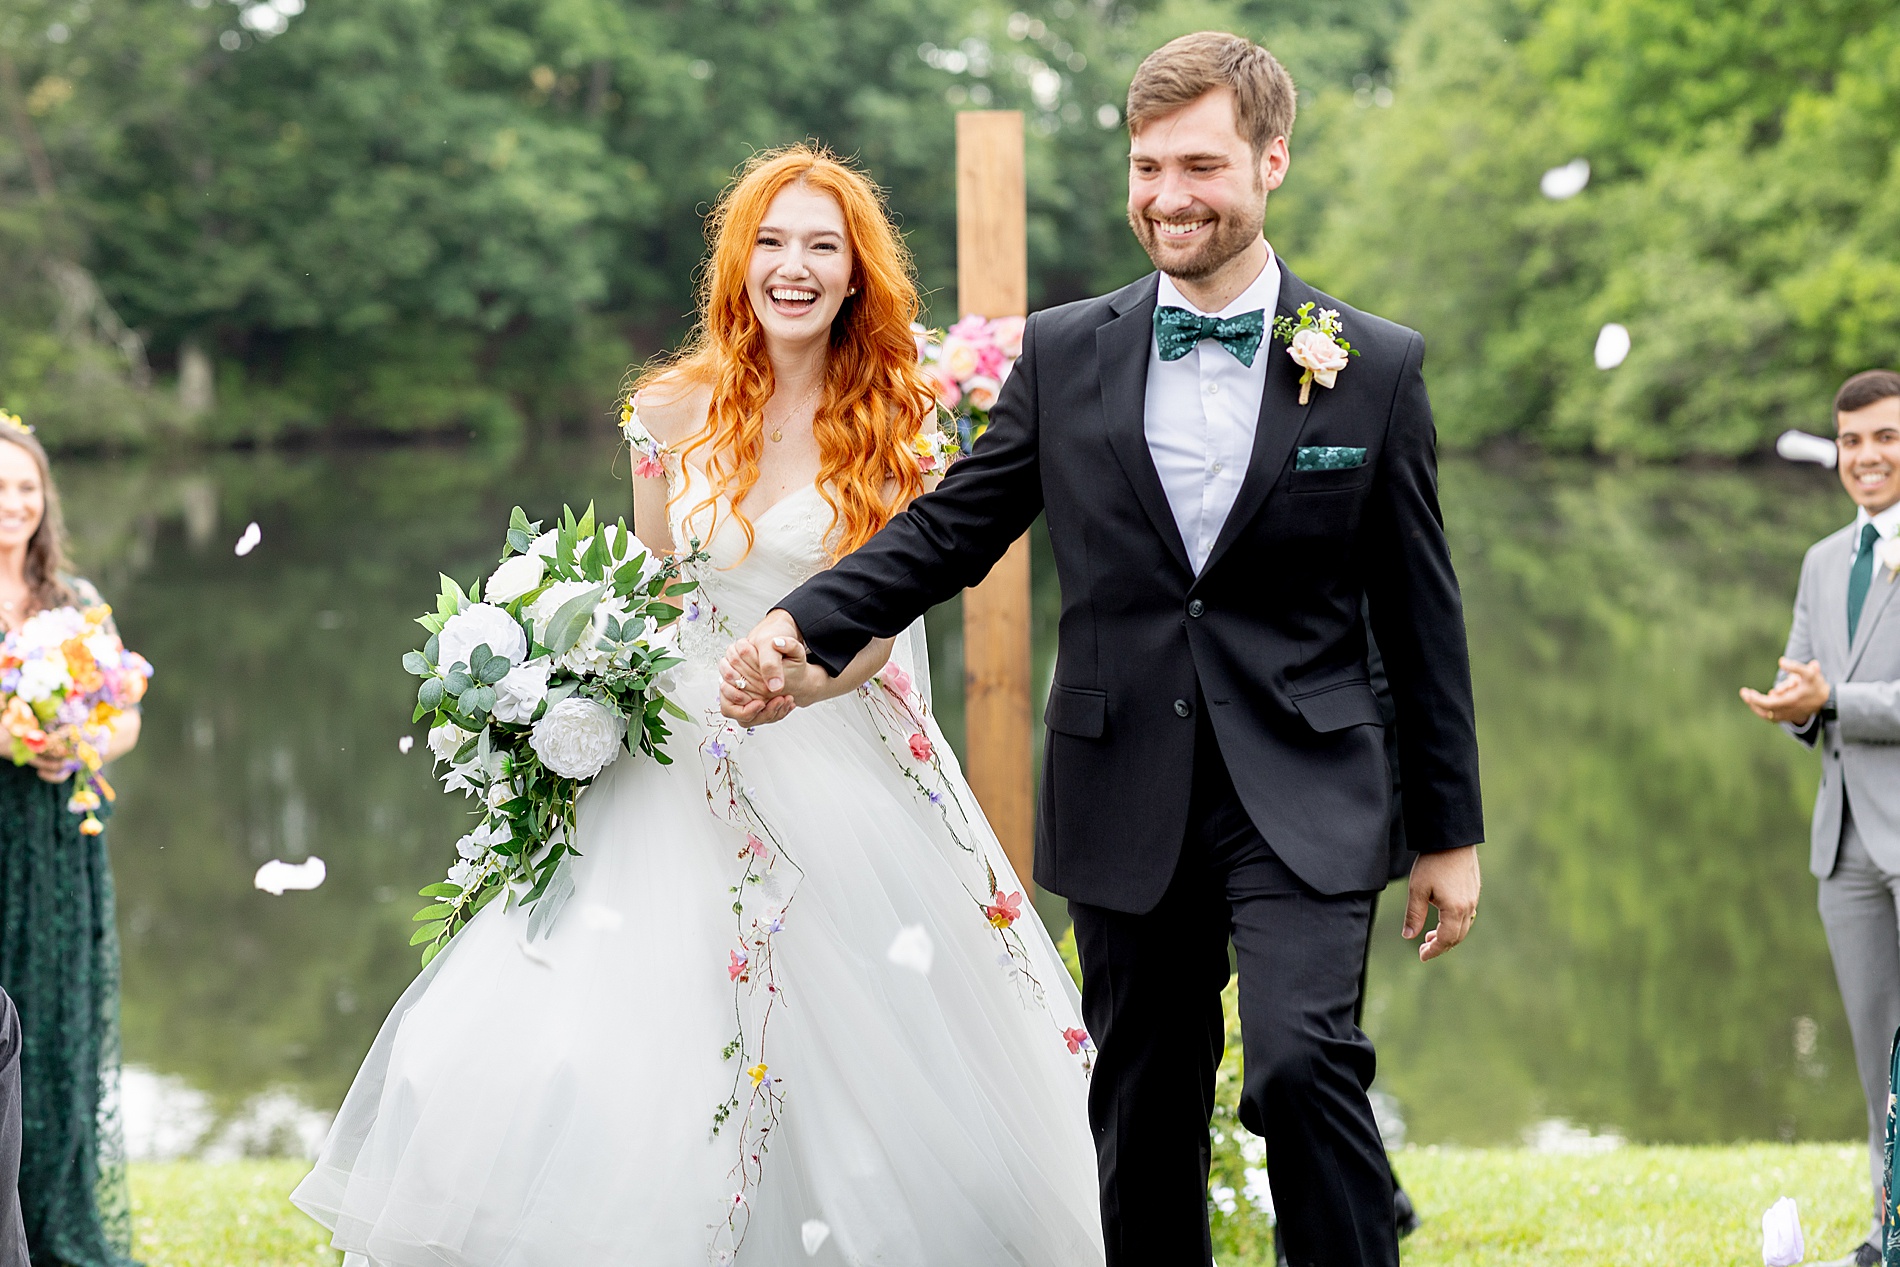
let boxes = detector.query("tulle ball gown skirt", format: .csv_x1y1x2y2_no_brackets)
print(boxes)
292,655,1105,1267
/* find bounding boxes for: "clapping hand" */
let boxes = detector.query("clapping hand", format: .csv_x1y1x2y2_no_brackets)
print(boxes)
1740,657,1830,726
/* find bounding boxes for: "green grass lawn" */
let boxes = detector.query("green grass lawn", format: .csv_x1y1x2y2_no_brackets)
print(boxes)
128,1144,1872,1266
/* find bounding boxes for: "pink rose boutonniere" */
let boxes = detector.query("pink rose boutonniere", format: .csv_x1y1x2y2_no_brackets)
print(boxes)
1273,304,1359,406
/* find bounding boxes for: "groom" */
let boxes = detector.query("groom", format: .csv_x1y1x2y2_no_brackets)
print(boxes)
722,31,1483,1266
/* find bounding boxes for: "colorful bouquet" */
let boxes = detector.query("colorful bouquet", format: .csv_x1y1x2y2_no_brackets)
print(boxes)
0,604,152,835
916,314,1025,451
404,504,702,964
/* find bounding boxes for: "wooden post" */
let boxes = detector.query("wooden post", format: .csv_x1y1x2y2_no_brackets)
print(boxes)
956,112,1035,891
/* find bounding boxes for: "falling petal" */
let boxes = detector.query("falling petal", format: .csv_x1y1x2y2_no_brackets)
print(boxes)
1593,323,1631,370
886,924,934,975
253,856,326,895
234,522,262,556
1539,157,1591,200
1775,429,1838,468
1761,1197,1803,1266
801,1220,831,1255
397,735,414,754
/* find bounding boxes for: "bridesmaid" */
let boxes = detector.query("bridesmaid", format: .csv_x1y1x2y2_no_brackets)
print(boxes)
0,412,142,1267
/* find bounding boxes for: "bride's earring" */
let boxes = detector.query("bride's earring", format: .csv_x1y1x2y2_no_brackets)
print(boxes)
848,287,858,295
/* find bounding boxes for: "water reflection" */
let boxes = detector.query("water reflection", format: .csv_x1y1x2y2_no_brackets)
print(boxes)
74,439,1863,1148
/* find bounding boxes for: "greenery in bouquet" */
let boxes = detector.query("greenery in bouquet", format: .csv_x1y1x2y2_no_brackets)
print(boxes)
915,314,1024,454
0,604,152,836
403,504,703,965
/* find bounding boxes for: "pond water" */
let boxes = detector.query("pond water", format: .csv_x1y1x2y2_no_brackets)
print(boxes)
69,434,1861,1153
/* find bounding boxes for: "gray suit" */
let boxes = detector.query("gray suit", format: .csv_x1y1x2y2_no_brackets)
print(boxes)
1781,519,1900,1230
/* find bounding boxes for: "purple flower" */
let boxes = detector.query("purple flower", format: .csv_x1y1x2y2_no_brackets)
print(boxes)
685,600,701,623
707,738,728,760
927,790,944,805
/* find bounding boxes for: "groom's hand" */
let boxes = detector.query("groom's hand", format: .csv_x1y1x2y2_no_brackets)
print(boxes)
1403,845,1480,963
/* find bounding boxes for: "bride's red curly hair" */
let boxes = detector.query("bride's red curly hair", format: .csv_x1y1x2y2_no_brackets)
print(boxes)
634,144,938,562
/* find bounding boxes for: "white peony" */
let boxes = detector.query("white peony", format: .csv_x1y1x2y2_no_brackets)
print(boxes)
427,722,473,763
14,657,71,704
438,602,528,671
491,659,552,724
446,859,476,888
486,553,546,604
455,831,484,861
529,697,626,780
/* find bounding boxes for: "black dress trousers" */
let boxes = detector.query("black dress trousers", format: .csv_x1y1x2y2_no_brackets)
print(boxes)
1068,707,1397,1267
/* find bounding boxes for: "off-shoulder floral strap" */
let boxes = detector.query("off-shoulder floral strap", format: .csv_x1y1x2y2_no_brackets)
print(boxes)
620,391,680,493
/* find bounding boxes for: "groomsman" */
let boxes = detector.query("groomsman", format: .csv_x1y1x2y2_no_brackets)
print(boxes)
1743,369,1900,1267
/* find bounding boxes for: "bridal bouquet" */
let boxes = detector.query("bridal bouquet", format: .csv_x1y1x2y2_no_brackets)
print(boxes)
0,604,152,836
404,505,700,965
916,314,1024,450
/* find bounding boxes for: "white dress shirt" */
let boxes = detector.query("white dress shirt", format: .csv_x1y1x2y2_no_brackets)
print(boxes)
1143,249,1281,573
1853,499,1900,563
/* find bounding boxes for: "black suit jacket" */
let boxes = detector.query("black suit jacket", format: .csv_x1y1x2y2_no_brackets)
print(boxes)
780,261,1483,911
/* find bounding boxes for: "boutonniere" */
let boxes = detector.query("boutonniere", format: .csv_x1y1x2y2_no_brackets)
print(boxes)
1273,303,1358,405
1877,534,1900,583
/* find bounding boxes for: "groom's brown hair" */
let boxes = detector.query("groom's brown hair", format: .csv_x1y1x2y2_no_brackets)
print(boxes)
1126,32,1297,157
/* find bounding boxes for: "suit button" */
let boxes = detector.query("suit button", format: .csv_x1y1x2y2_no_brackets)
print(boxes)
1188,600,1205,617
1174,699,1192,718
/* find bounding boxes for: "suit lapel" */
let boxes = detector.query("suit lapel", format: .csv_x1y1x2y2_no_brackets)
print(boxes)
1820,529,1853,670
1097,275,1194,576
1195,258,1316,581
1848,539,1900,676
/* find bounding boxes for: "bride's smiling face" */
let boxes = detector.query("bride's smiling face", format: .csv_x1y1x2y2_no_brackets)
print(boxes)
747,183,855,349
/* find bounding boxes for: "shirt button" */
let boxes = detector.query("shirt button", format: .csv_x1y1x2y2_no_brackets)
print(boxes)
1174,698,1192,718
1204,381,1219,396
1188,600,1205,617
1211,461,1223,474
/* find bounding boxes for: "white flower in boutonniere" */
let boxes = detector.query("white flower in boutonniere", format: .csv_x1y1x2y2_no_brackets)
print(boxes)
1876,534,1900,583
1273,303,1359,405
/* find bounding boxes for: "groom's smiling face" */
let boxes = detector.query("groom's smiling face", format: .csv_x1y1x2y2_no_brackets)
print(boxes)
1127,87,1287,283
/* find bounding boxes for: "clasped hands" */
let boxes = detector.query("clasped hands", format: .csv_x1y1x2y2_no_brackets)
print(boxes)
1740,657,1831,726
718,609,815,725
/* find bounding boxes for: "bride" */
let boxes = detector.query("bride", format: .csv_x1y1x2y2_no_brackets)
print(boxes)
291,145,1105,1267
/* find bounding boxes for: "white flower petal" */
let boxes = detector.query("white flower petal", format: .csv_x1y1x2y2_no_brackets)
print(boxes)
886,924,934,975
1593,322,1631,370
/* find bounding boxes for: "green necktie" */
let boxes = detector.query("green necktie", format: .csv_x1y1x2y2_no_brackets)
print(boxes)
1849,522,1880,645
1154,306,1266,368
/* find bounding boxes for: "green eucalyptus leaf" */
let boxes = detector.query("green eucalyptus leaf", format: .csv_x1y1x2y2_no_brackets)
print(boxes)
545,583,608,655
479,656,512,685
444,667,473,696
418,678,445,711
452,735,480,764
402,651,430,676
424,633,440,665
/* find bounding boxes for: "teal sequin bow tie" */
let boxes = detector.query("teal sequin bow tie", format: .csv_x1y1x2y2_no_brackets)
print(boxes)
1154,306,1267,367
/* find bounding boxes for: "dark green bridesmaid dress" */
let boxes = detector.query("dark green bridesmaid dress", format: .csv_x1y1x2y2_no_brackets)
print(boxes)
0,579,136,1267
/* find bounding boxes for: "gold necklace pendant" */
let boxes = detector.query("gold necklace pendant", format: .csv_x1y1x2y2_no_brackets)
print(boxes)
770,425,784,443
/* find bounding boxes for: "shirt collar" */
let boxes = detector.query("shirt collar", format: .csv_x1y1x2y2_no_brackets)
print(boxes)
1156,243,1279,320
1854,499,1900,543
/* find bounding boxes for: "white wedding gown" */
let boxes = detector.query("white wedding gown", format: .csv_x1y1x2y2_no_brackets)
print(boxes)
291,457,1105,1267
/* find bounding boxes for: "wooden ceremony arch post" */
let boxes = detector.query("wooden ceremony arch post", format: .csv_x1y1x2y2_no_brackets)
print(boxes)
955,111,1036,891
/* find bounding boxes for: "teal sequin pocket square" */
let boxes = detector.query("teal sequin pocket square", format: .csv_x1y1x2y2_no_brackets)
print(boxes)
1294,446,1367,472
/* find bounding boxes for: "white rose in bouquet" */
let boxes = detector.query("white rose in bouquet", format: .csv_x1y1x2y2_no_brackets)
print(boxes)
529,697,627,780
492,659,553,724
486,553,547,604
438,602,528,671
427,722,473,762
524,580,598,646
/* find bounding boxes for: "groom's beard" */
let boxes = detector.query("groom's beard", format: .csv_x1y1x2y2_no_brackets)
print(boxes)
1128,184,1267,283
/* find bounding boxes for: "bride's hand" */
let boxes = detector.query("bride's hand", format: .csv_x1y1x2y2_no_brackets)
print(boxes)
719,642,797,725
